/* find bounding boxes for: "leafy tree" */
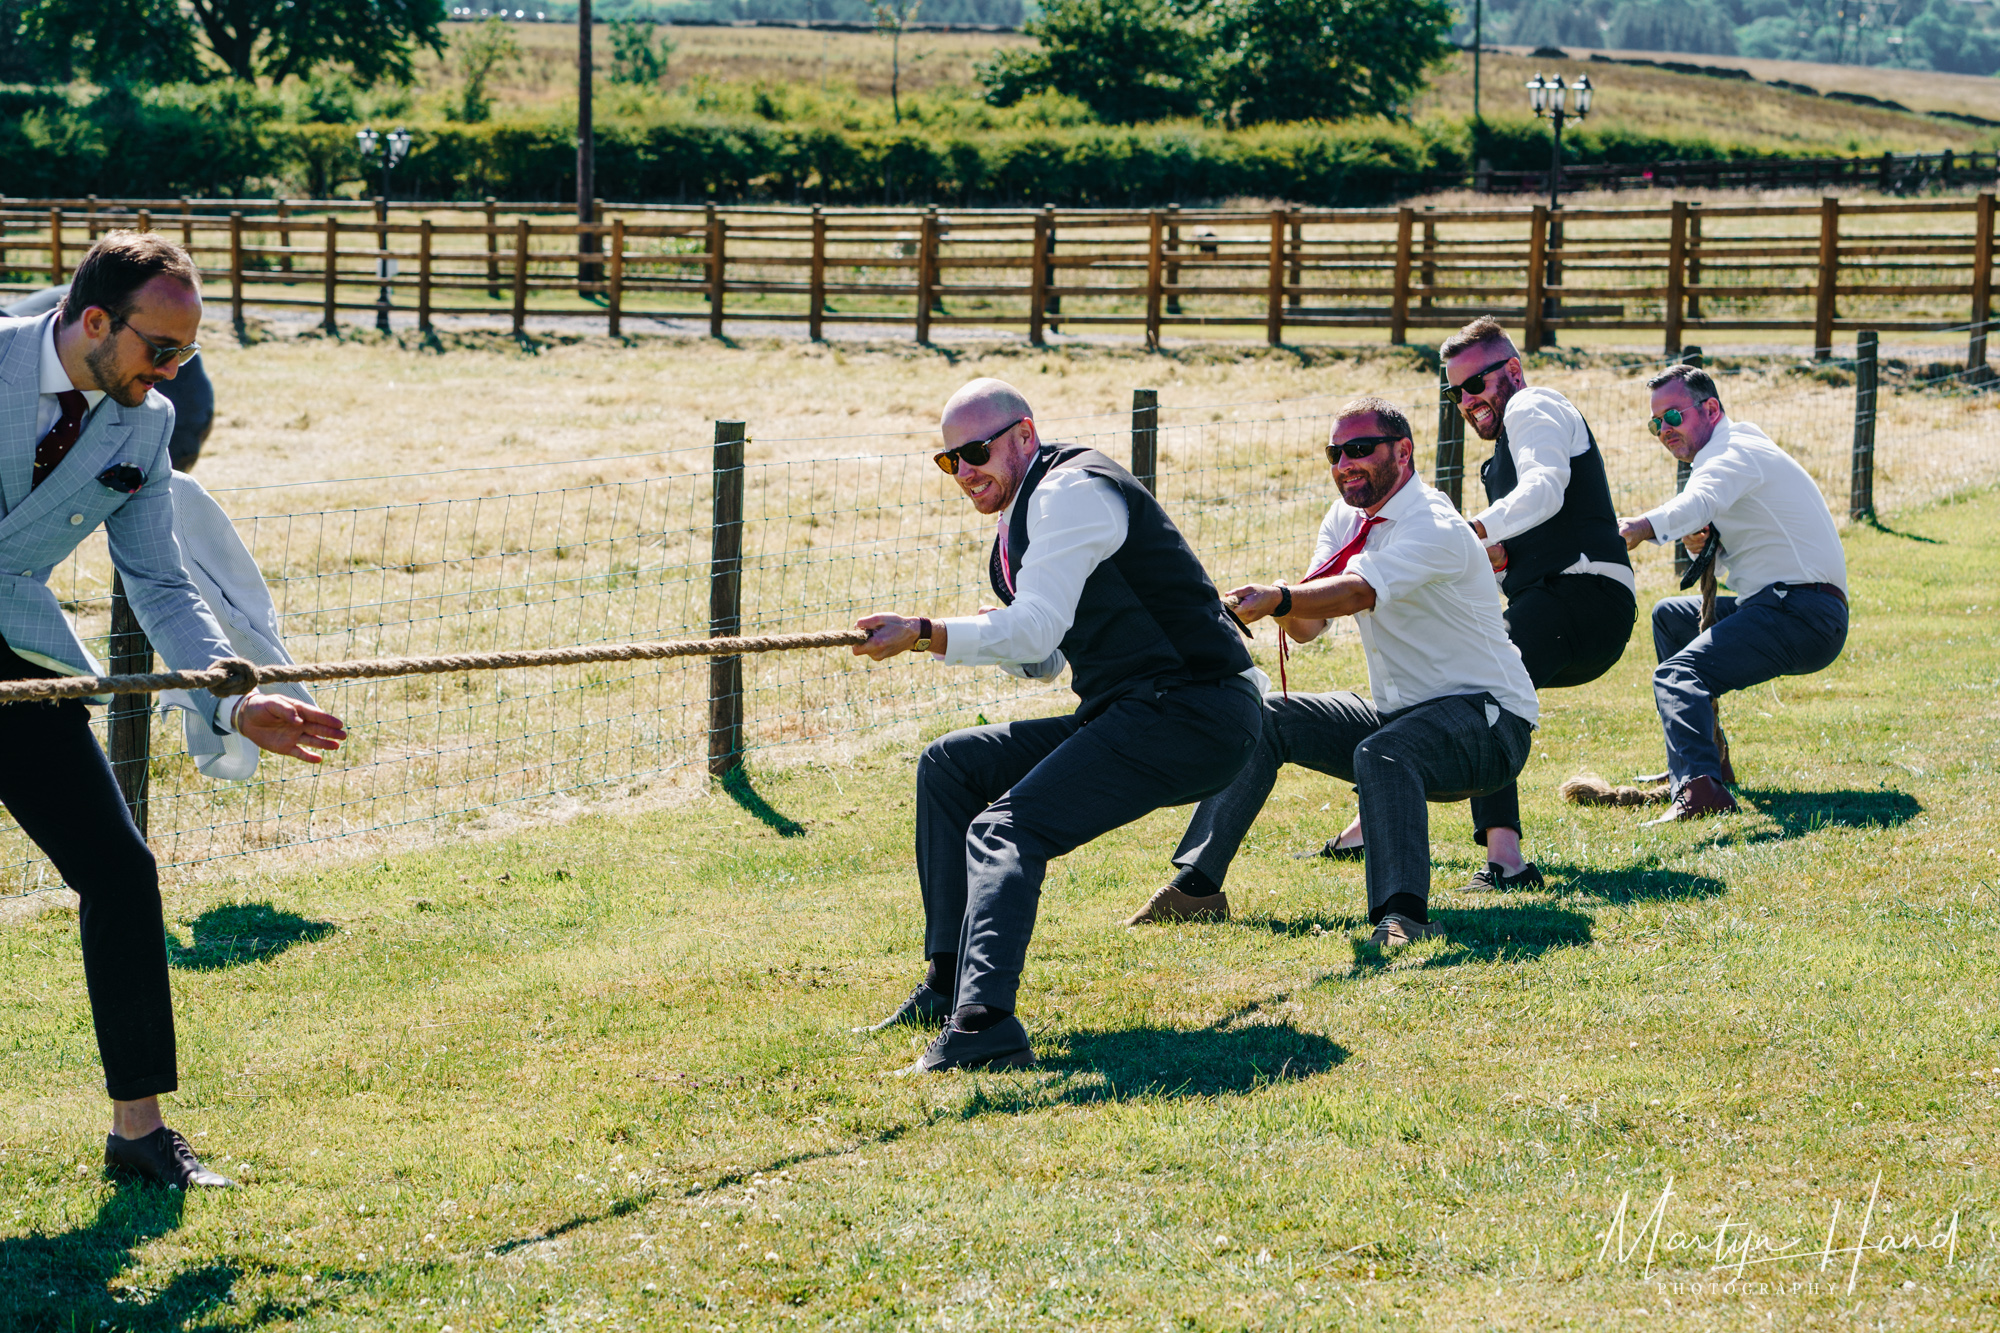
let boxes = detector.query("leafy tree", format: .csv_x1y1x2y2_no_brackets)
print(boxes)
610,18,675,85
452,16,520,122
979,0,1206,123
1606,0,1737,54
867,0,923,125
1207,0,1455,126
23,0,445,86
1508,0,1606,49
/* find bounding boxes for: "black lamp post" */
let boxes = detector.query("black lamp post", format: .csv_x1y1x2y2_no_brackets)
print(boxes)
1525,72,1592,211
356,126,413,332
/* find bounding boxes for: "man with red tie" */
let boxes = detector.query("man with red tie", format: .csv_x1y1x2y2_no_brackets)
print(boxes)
1123,397,1538,948
0,232,346,1187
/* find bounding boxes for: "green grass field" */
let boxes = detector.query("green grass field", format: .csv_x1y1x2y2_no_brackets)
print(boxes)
3,477,1998,1330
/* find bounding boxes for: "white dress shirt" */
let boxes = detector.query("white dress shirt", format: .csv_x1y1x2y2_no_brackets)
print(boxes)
937,462,1267,690
1639,416,1847,600
1322,478,1539,725
1468,385,1635,593
36,317,106,442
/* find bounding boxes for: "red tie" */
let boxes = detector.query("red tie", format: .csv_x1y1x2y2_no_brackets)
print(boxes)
34,390,88,491
1279,514,1385,697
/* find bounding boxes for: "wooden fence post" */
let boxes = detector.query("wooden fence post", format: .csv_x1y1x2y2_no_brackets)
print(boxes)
1164,203,1182,316
607,216,624,337
485,197,500,299
809,206,826,342
1286,207,1303,311
1131,388,1158,495
1043,204,1060,333
1969,192,1994,376
1434,365,1465,511
1419,206,1436,311
322,217,339,334
1028,210,1050,347
1389,206,1414,346
1144,210,1164,350
1687,202,1703,320
135,208,150,235
106,574,153,836
708,420,747,777
708,213,726,338
48,207,61,284
1851,330,1878,520
228,211,245,332
512,218,530,337
915,206,937,345
1523,205,1549,352
85,194,97,241
1813,196,1840,361
1665,199,1688,356
1265,209,1285,346
278,199,292,274
1673,346,1702,580
418,218,434,334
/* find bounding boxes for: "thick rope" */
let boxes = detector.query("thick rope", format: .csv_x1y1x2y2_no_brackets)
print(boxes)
0,628,873,704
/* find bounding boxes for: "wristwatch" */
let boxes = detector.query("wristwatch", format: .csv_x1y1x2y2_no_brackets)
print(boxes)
913,618,933,652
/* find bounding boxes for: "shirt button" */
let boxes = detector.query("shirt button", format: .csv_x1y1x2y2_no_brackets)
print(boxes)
18,570,29,576
69,513,83,525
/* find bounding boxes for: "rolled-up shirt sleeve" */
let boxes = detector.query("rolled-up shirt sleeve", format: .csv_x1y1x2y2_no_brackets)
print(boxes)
937,470,1128,668
1468,391,1578,543
1347,529,1462,606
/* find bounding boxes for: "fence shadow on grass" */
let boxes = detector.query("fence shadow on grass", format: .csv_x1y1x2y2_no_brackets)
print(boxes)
0,1180,302,1331
721,766,807,838
168,901,336,971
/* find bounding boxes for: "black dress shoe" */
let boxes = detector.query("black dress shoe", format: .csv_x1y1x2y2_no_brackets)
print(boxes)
104,1127,236,1189
902,1016,1036,1073
1463,861,1544,892
855,983,952,1033
1293,839,1362,861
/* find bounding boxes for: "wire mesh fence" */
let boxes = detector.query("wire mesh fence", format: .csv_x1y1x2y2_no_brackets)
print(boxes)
3,346,1995,898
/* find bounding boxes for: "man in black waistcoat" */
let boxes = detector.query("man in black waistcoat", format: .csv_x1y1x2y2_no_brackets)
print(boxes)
1319,318,1635,888
851,377,1263,1073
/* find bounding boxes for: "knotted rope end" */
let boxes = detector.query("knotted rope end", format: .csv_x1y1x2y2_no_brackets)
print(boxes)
208,657,261,697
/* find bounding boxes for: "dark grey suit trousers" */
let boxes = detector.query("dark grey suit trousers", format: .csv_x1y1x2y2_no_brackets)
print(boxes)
1172,690,1533,917
916,678,1262,1011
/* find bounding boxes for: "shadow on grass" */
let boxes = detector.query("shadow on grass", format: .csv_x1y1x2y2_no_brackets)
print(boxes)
1858,514,1944,543
1539,862,1728,904
0,1180,312,1330
720,766,806,838
169,902,336,971
1738,787,1922,839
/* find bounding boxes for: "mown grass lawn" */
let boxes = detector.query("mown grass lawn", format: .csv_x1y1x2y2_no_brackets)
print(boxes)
3,486,1998,1331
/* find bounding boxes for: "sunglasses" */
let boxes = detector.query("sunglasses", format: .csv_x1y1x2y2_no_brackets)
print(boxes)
1325,434,1400,464
933,417,1026,474
1444,355,1515,403
1648,406,1708,436
111,314,200,369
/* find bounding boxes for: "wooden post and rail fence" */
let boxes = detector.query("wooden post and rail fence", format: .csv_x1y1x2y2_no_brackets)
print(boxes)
2,194,1995,367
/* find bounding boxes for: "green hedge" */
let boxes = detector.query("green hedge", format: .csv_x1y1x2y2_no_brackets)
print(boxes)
1,90,1762,204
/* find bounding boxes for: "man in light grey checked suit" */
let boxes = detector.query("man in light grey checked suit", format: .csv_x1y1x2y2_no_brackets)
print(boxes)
1,232,347,1188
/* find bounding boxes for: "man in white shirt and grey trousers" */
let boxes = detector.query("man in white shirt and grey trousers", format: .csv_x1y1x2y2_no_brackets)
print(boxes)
851,378,1262,1072
1619,363,1848,822
1125,396,1540,948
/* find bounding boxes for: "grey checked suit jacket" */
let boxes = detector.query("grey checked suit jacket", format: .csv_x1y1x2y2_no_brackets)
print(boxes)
0,312,235,732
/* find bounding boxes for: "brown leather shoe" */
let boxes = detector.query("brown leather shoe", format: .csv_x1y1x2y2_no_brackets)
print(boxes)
1123,883,1229,926
1370,912,1441,948
104,1126,236,1189
1645,774,1739,825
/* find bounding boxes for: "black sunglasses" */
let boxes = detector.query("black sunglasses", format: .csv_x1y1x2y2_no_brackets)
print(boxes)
1444,354,1515,403
110,314,200,369
1325,434,1400,464
933,417,1026,474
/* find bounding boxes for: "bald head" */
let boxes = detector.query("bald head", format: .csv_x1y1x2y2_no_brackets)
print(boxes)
941,378,1034,448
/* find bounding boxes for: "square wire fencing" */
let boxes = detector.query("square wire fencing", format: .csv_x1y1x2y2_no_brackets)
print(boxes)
1,347,1994,900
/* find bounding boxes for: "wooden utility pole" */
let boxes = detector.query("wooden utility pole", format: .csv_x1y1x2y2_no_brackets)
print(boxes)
577,0,600,288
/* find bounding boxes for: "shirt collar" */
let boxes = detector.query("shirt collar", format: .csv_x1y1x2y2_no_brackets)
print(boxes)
38,316,107,412
1367,473,1428,523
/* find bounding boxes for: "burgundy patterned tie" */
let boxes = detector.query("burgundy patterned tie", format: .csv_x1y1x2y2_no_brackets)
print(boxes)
33,390,88,491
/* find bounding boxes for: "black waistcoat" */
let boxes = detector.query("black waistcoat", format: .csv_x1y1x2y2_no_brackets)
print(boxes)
1479,406,1630,599
990,444,1251,721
